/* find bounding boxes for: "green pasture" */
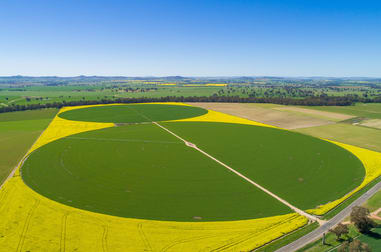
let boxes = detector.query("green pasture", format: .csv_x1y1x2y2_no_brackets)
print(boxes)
163,122,365,210
0,86,223,106
363,190,381,212
304,103,381,119
298,225,360,252
3,82,380,108
58,104,207,123
22,123,290,221
294,123,381,152
357,227,381,251
0,108,58,122
0,109,57,184
299,225,381,252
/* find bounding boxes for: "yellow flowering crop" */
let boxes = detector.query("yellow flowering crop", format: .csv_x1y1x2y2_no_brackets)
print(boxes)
205,84,228,87
0,103,308,251
182,84,227,87
0,176,307,251
2,102,379,250
26,117,114,155
174,108,277,129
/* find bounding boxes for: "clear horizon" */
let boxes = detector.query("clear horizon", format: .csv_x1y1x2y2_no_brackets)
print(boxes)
1,0,380,77
1,75,381,78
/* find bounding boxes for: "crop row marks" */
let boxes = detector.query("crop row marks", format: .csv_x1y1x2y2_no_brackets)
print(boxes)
60,213,69,252
58,211,110,252
102,225,109,252
209,231,263,252
138,222,153,251
0,186,14,213
209,215,301,251
16,199,40,252
163,215,301,251
66,136,181,145
161,233,222,252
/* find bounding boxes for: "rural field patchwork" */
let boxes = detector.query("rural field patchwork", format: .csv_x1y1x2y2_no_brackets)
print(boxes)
0,103,380,251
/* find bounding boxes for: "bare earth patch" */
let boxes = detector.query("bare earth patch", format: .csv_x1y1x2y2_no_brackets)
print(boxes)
187,102,335,129
274,106,354,121
370,208,381,221
359,119,381,130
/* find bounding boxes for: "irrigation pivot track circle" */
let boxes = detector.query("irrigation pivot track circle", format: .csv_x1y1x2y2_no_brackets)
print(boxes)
21,104,365,222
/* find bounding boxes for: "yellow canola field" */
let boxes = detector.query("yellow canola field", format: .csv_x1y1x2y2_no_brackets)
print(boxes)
205,84,227,87
174,109,277,129
0,103,308,252
308,140,381,215
182,84,227,87
2,102,379,250
0,177,307,251
26,116,114,155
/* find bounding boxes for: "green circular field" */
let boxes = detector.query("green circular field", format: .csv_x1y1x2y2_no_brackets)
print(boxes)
21,105,365,221
58,104,208,123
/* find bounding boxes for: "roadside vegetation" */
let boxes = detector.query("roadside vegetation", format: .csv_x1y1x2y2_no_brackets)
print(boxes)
256,222,320,252
363,190,381,212
299,201,381,252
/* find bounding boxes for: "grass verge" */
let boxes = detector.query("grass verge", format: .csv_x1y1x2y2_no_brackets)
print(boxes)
256,222,319,252
297,225,360,252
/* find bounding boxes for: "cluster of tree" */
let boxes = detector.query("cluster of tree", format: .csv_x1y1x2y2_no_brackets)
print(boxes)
25,97,45,102
338,240,372,252
7,88,26,91
1,95,381,114
45,81,69,86
328,206,377,251
350,206,377,234
330,223,349,241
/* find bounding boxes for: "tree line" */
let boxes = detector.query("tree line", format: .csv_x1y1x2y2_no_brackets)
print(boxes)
1,95,381,114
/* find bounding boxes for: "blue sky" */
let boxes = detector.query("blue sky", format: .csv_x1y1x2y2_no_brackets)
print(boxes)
0,0,380,77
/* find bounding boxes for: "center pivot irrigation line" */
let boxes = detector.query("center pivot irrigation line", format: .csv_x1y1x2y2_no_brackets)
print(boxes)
153,122,322,223
66,136,181,145
122,106,320,222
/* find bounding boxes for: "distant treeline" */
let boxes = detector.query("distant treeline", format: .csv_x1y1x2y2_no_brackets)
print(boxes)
1,95,381,114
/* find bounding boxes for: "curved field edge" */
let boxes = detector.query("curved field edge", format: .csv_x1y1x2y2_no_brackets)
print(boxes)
0,177,308,251
0,102,378,251
22,123,294,221
0,103,306,251
173,107,381,216
307,140,381,215
162,121,364,211
58,103,208,123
